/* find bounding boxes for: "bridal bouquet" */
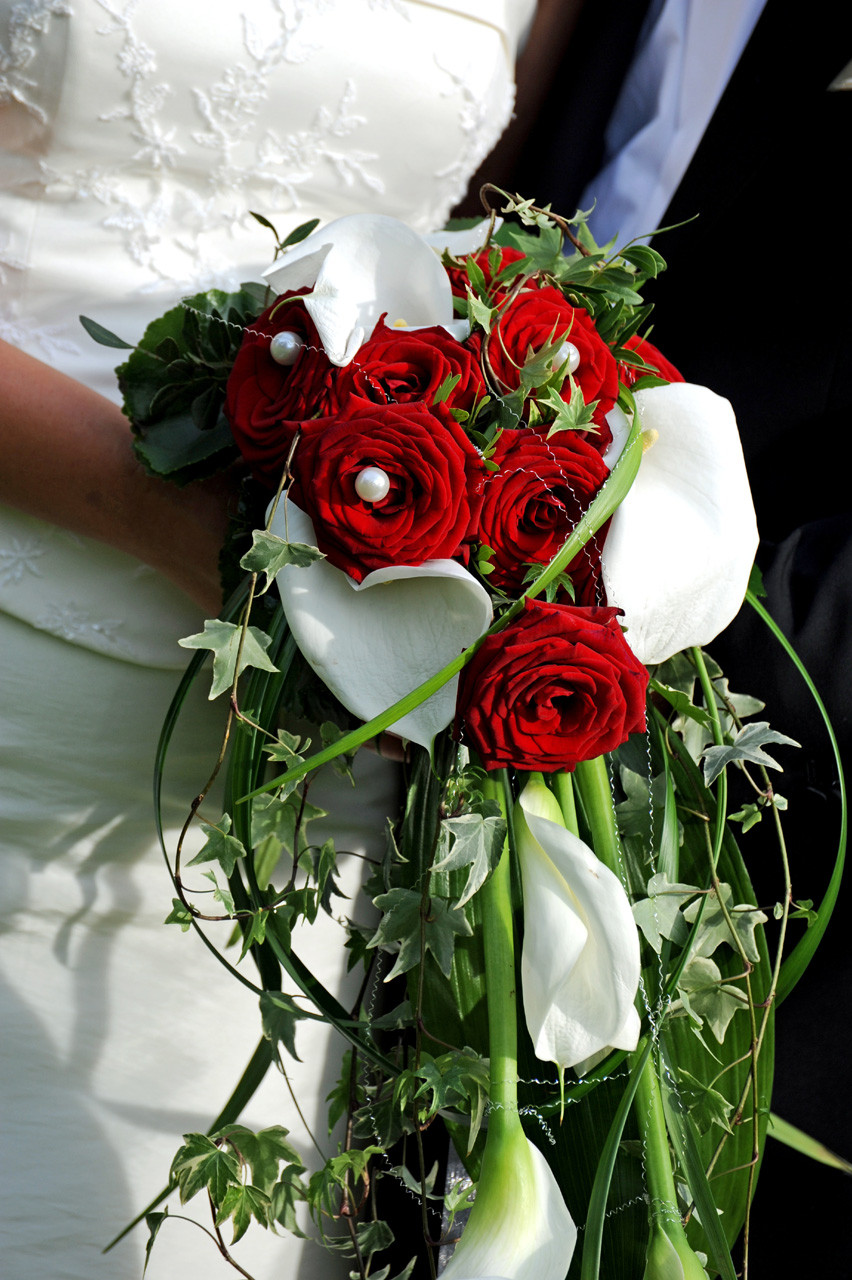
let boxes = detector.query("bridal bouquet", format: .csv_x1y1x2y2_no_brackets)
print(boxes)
88,191,844,1279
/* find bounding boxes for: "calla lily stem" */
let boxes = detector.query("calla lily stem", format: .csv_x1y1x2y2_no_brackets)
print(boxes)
573,755,625,883
480,771,520,1125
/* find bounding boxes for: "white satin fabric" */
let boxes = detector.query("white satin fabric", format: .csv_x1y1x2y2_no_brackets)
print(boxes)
0,2,534,1276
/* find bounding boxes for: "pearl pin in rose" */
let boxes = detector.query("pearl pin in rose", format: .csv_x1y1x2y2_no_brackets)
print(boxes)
269,331,306,365
354,466,391,503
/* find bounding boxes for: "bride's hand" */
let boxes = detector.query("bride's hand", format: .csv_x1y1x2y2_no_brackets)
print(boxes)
0,339,235,616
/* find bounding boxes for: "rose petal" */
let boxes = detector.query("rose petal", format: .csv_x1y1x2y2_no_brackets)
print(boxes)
270,503,492,748
263,214,454,365
601,382,759,665
516,780,640,1070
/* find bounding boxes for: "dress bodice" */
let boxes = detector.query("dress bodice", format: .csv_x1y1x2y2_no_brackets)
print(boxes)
0,0,534,664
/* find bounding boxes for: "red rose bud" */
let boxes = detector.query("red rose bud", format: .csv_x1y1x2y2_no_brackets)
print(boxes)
224,292,334,486
478,427,610,599
454,599,648,772
290,400,485,583
487,287,619,448
327,320,486,415
619,334,685,388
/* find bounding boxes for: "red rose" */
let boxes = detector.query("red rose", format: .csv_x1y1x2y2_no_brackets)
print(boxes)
478,427,610,600
327,320,486,415
619,334,685,387
454,599,648,772
224,293,333,485
290,400,485,583
486,286,619,448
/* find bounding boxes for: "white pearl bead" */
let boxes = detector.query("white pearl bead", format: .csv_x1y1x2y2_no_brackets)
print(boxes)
553,341,580,374
354,466,391,503
269,330,305,366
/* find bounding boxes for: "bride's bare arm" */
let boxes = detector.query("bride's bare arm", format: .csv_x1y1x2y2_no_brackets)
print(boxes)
0,339,230,615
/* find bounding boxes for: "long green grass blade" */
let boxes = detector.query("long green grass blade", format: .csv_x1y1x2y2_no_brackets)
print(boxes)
767,1112,852,1173
746,593,847,1003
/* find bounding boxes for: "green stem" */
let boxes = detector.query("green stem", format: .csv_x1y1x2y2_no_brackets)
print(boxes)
573,756,623,880
633,1048,679,1217
550,770,579,837
480,772,519,1127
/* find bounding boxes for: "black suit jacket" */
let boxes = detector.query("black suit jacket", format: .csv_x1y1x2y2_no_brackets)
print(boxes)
513,3,852,1270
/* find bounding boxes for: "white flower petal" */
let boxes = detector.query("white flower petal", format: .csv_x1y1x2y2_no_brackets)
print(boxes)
263,214,454,365
600,382,759,665
270,503,492,748
516,781,640,1071
442,1125,576,1280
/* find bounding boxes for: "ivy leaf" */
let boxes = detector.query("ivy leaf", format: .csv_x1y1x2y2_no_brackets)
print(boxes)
240,530,325,593
649,678,712,728
676,1069,735,1135
238,910,269,961
269,1164,308,1235
414,1049,490,1150
307,1147,384,1222
212,1124,303,1195
186,814,246,878
259,989,313,1061
178,619,278,699
143,1210,168,1276
201,870,236,915
356,1218,395,1258
683,883,767,963
170,1133,241,1205
164,898,193,931
216,1182,270,1243
677,956,746,1044
431,812,507,907
702,721,800,786
369,887,472,981
632,874,699,954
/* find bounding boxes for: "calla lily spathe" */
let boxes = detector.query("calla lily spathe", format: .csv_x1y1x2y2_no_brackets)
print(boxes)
262,214,490,365
515,777,641,1071
270,502,492,748
441,1118,576,1280
600,383,759,665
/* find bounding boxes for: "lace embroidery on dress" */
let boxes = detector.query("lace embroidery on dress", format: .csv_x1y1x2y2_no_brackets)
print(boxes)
0,534,47,585
0,0,72,121
35,602,127,648
433,51,515,210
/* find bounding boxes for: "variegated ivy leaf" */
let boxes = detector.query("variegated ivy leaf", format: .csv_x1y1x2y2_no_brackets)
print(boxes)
259,989,314,1062
683,882,768,964
431,809,507,907
414,1048,490,1151
216,1182,270,1243
186,814,246,877
632,873,699,954
178,618,278,699
170,1132,241,1204
677,955,746,1044
369,887,472,981
676,1070,735,1136
702,721,801,787
239,529,325,593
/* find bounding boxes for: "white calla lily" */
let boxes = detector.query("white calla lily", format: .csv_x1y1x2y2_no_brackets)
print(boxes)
601,382,758,665
263,214,455,365
270,502,492,748
423,216,502,258
442,1118,576,1280
515,777,641,1072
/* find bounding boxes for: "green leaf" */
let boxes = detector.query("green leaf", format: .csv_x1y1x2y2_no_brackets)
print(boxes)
269,1164,308,1234
632,874,698,954
178,619,279,699
702,721,800,787
767,1112,852,1172
238,909,269,961
369,887,472,981
677,956,746,1044
186,814,246,878
649,678,713,728
683,883,767,963
200,869,236,915
79,314,134,349
431,812,507,907
170,1133,241,1205
280,217,320,248
240,529,326,593
143,1210,168,1276
212,1124,303,1195
356,1217,395,1257
259,989,312,1061
676,1069,735,1135
134,412,235,476
164,897,193,931
215,1181,270,1243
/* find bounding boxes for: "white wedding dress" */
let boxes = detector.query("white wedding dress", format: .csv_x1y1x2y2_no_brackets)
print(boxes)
0,2,534,1277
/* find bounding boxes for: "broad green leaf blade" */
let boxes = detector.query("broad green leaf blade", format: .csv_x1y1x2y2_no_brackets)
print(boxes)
79,314,134,348
579,1037,652,1280
658,1046,738,1280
